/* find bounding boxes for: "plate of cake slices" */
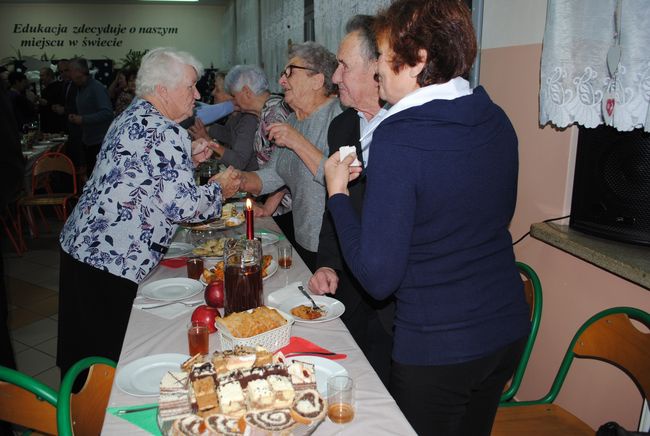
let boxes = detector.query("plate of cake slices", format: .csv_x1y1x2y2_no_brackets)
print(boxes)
117,353,190,397
157,346,328,435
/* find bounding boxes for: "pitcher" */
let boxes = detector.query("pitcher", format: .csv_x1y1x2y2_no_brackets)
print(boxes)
223,238,263,315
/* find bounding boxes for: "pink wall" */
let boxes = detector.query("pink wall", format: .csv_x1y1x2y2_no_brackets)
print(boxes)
480,43,650,430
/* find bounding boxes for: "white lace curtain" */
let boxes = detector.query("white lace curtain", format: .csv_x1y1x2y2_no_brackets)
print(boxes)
540,0,650,132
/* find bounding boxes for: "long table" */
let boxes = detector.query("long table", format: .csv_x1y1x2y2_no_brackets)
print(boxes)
101,217,415,435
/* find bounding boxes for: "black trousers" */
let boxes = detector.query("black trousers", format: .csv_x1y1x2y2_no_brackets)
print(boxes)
272,211,317,273
57,249,138,376
390,337,526,436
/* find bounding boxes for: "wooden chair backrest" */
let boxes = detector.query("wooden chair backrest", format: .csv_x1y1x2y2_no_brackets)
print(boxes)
0,381,58,435
31,152,77,195
573,312,650,401
69,363,115,435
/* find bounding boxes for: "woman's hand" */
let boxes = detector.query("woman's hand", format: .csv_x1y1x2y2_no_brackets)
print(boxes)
210,166,240,199
308,267,339,295
190,138,214,165
324,151,362,197
266,123,308,151
188,118,211,142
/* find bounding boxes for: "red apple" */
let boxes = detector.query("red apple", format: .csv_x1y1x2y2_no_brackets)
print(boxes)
191,305,220,333
204,279,224,308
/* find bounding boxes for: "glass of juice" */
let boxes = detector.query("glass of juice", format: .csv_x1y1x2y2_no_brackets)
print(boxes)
223,238,263,315
277,243,292,269
186,257,204,280
187,321,209,356
327,375,355,424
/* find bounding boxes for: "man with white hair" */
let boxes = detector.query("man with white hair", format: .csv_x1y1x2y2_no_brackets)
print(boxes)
308,15,394,386
58,47,239,377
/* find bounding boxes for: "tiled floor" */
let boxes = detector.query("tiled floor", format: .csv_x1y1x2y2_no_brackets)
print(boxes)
3,217,63,391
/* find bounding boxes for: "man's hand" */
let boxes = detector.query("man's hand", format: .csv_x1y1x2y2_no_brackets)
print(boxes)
324,151,362,197
308,267,339,295
52,104,65,115
190,138,214,166
188,118,211,141
210,166,240,199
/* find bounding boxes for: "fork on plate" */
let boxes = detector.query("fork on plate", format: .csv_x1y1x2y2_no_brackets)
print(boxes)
297,285,322,312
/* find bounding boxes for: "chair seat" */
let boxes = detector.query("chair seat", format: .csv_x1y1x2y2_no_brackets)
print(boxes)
492,404,593,436
19,193,76,206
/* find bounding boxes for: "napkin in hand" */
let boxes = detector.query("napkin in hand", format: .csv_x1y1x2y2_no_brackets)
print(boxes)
107,404,161,435
279,336,347,360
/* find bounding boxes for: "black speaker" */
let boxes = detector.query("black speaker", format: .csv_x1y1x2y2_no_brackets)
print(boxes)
570,125,650,246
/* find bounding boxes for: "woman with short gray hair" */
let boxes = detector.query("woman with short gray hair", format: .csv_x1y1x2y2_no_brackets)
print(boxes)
58,47,239,377
236,42,341,271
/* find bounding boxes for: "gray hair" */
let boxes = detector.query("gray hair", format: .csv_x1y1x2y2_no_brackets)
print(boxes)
345,15,378,63
136,47,203,97
224,65,269,95
288,42,338,96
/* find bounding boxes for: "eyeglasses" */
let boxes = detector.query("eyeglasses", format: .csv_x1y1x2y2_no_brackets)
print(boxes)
280,64,319,78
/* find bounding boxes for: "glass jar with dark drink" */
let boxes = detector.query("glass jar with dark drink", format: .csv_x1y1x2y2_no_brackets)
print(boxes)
223,238,263,315
198,159,219,185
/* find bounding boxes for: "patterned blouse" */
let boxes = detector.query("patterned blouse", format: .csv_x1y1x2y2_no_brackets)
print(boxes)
60,98,224,283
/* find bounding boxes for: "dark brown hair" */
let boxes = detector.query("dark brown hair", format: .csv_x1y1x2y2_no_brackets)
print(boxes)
375,0,477,86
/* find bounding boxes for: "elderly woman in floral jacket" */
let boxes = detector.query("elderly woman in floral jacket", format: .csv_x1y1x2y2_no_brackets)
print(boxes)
58,47,239,376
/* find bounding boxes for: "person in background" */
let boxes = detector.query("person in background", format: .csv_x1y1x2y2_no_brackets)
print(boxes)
52,59,84,171
222,65,293,239
67,57,114,177
7,71,38,129
308,15,394,387
324,1,530,434
58,47,240,377
107,69,127,105
189,68,259,171
38,66,66,133
236,42,342,271
113,69,138,115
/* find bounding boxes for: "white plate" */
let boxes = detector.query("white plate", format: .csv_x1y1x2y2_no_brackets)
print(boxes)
140,278,203,301
164,242,194,259
35,141,55,146
116,353,189,397
277,295,345,323
243,232,280,246
289,356,347,396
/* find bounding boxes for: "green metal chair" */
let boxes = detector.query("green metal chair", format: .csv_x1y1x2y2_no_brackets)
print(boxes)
57,356,116,436
0,365,58,435
493,307,650,435
500,261,543,402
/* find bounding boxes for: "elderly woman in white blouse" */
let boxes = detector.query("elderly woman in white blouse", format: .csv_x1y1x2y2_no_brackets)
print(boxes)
58,47,239,377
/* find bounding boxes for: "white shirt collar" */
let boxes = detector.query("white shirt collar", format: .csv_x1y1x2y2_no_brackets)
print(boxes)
360,77,472,143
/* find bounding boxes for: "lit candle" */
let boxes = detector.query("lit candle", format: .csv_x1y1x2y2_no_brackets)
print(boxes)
245,198,254,239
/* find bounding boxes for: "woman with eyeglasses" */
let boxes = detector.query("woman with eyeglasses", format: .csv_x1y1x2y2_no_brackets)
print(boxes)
236,41,341,271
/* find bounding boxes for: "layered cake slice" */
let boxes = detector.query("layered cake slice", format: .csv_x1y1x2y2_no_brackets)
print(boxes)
266,375,295,409
217,380,246,416
287,360,317,390
189,362,219,412
246,378,275,411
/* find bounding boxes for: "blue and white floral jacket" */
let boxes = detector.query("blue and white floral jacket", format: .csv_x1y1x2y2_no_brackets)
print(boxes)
60,98,223,283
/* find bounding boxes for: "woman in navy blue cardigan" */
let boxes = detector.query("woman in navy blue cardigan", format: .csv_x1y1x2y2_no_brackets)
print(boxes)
324,1,530,435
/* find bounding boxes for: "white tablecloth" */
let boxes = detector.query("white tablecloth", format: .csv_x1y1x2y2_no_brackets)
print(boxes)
101,217,415,435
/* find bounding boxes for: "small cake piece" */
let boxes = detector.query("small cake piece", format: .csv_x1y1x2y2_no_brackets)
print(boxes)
290,389,327,425
170,415,204,436
180,353,204,372
158,392,192,425
287,360,317,390
253,346,273,367
246,378,275,411
245,409,296,433
272,351,287,365
267,375,295,408
204,414,245,435
160,371,189,394
190,362,219,412
212,346,257,374
217,380,246,416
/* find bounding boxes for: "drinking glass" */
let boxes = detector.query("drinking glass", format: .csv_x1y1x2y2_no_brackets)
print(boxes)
187,321,209,356
327,375,355,424
277,243,292,269
186,257,204,280
223,238,263,315
198,160,219,185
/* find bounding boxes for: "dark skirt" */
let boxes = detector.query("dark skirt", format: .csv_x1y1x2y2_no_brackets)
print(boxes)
57,248,138,376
